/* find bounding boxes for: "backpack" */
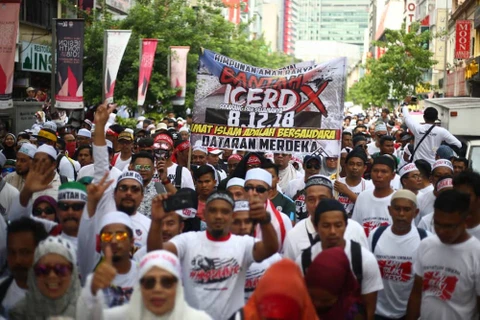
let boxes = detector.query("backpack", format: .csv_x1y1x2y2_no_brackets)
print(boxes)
0,276,14,316
371,225,427,253
154,165,183,193
56,153,77,181
301,240,363,288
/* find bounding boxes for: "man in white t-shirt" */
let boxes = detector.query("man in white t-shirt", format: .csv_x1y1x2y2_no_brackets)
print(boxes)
334,146,373,217
0,152,18,220
284,154,321,222
453,171,480,240
416,159,454,221
369,190,430,319
367,123,387,155
352,156,396,237
399,163,423,195
112,131,133,171
406,189,480,320
296,198,383,320
402,102,461,165
82,211,138,307
149,190,279,320
0,218,47,318
274,153,303,191
283,174,368,261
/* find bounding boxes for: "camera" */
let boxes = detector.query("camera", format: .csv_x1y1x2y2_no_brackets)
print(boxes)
163,188,197,212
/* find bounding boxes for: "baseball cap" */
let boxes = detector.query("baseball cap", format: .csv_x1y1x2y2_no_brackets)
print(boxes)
118,131,133,141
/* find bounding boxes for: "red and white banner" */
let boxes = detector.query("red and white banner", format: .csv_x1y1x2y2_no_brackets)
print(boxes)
0,0,21,109
137,39,158,106
455,20,472,59
170,46,190,106
104,30,131,103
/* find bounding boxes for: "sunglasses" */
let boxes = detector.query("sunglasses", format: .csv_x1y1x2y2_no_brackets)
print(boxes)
33,207,55,216
34,263,72,277
306,163,321,170
140,276,178,290
134,164,152,171
117,184,142,193
100,231,129,242
244,185,269,194
57,202,85,211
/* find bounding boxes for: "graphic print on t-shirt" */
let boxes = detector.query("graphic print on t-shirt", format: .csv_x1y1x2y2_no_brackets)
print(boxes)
103,285,134,307
293,192,307,221
377,256,413,282
245,268,265,295
422,271,459,301
190,255,240,284
363,219,390,237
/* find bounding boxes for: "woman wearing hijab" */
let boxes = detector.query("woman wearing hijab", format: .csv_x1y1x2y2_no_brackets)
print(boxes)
2,133,17,159
32,195,58,222
76,250,212,320
230,259,319,320
9,236,80,319
320,155,339,179
305,247,360,319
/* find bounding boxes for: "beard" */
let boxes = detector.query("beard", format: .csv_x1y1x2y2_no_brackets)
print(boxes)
209,229,224,239
117,202,136,215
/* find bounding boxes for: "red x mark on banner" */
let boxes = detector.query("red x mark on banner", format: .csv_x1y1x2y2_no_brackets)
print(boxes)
295,82,329,116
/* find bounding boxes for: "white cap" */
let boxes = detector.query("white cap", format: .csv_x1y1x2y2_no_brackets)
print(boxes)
227,178,245,189
156,123,168,131
245,168,272,187
77,128,91,138
399,163,418,178
98,211,134,234
35,145,58,160
125,128,134,135
432,159,454,172
192,145,208,154
139,250,181,281
18,143,37,159
42,121,57,132
179,126,189,133
0,151,6,167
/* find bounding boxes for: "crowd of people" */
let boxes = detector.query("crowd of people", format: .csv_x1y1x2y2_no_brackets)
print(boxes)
0,98,479,320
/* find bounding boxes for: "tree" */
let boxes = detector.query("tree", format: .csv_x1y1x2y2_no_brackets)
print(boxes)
81,0,294,115
348,22,437,107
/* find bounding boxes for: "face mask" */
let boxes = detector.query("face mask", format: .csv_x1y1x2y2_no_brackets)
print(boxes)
66,142,76,157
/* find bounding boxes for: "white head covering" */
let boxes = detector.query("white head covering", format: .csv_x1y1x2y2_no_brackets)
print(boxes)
35,145,58,159
227,178,245,189
98,211,134,234
77,128,91,138
432,159,454,172
18,143,37,158
398,163,418,178
245,168,272,187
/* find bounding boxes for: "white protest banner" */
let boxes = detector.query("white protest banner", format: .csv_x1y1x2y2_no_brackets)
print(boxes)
104,30,131,103
191,49,346,156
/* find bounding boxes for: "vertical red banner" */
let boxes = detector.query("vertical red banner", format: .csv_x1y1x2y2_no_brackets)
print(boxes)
455,20,471,59
137,39,158,106
0,0,21,109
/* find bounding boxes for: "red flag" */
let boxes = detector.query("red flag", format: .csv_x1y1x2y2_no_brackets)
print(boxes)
137,39,158,106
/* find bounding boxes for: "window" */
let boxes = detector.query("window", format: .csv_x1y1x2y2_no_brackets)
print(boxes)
20,0,58,29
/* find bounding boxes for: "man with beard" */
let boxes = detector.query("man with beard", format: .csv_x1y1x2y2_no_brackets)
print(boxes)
0,218,47,317
227,154,242,176
148,190,279,320
274,152,303,191
5,143,36,191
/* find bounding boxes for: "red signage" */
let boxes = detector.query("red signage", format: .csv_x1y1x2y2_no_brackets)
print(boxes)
455,20,472,59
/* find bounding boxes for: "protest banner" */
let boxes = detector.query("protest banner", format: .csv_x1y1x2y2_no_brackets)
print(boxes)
137,39,158,106
191,49,346,156
0,0,21,109
170,46,190,106
103,30,131,102
55,19,84,109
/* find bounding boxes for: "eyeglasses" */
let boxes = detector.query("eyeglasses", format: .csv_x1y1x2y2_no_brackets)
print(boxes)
34,263,72,277
33,207,55,216
306,163,321,170
117,184,142,193
57,202,85,211
134,164,152,171
244,185,269,194
140,276,178,290
409,174,422,180
326,158,338,162
100,231,129,242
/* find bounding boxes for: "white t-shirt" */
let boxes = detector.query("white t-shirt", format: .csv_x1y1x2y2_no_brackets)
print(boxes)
467,224,480,240
170,231,256,320
391,174,402,190
295,240,384,295
414,236,480,320
336,177,374,216
244,253,282,302
284,178,305,199
419,184,434,194
130,212,151,251
417,191,436,221
167,163,195,189
58,155,77,181
402,106,461,165
77,164,123,181
103,261,138,307
0,278,26,316
418,213,435,234
282,217,368,261
0,181,19,220
284,178,306,221
352,189,393,237
368,142,380,155
368,226,430,318
113,154,131,172
60,233,78,254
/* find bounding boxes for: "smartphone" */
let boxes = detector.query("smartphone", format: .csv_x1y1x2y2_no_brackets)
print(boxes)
411,96,417,103
163,189,197,212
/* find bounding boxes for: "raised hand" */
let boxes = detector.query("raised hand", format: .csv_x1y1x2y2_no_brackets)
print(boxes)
86,171,114,217
94,100,117,127
91,244,117,295
151,193,169,222
156,158,168,181
24,158,56,194
249,195,269,223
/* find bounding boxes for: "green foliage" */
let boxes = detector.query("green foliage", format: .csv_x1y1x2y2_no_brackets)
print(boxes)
81,0,294,115
115,117,137,130
348,22,437,106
